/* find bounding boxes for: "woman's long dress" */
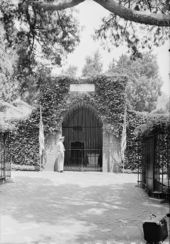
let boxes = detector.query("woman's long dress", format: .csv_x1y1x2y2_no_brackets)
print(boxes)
55,141,65,172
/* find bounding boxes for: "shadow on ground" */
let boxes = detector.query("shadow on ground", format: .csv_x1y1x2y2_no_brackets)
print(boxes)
0,173,169,244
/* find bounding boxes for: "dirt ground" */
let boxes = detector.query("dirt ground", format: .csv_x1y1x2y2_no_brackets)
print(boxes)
0,171,169,244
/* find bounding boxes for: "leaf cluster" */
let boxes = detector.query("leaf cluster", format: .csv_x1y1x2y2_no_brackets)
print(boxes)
107,53,162,112
137,114,170,170
125,110,148,169
95,0,170,55
135,113,170,137
125,110,170,170
0,0,80,76
82,51,103,78
8,111,40,166
0,24,19,101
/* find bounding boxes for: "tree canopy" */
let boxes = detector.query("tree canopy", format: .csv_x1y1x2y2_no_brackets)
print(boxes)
153,93,170,114
28,0,170,53
107,53,162,112
62,65,78,77
1,0,169,67
0,0,80,100
1,1,169,57
82,51,103,78
0,0,80,74
0,24,19,101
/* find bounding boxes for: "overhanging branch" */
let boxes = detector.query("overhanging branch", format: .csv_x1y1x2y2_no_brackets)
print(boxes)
31,0,85,11
29,0,170,27
94,0,170,27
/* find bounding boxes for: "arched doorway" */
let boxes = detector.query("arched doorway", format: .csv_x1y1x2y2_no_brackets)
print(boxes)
62,105,103,171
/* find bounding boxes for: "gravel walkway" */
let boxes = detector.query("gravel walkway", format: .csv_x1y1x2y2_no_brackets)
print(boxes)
0,172,169,244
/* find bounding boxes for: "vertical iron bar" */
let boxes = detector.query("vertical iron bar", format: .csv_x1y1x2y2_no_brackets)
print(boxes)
3,133,6,179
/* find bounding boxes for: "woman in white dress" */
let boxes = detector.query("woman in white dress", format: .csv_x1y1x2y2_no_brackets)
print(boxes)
55,136,65,172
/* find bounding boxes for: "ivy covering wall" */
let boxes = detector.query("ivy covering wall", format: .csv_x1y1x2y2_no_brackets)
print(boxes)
136,114,170,170
125,110,148,170
9,110,40,167
125,112,170,170
9,75,127,167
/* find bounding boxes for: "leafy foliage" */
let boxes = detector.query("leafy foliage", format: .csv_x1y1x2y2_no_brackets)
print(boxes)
126,112,170,170
82,51,103,78
107,53,162,112
165,99,170,112
154,93,170,114
19,65,52,105
62,65,78,78
136,113,170,173
136,113,170,137
0,0,80,79
9,110,40,167
125,110,148,169
95,0,170,56
154,132,169,172
0,24,19,101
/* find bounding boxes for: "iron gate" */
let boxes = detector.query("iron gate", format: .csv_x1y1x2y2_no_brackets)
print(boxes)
0,133,11,180
62,105,102,171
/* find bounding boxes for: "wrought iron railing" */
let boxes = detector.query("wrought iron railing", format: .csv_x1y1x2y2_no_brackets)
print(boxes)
64,148,102,171
139,131,170,198
0,133,11,181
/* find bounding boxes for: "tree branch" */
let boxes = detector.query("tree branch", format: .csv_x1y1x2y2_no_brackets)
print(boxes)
31,0,85,11
94,0,170,26
30,0,170,27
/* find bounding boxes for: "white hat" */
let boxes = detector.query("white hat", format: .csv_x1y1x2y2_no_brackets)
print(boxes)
59,135,64,140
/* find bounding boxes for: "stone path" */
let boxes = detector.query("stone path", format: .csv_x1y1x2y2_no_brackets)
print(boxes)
0,172,169,244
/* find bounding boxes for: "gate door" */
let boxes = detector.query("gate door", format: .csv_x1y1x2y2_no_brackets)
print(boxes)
62,105,102,171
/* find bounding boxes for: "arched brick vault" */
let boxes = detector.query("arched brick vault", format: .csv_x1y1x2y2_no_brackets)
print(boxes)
45,94,122,172
41,75,127,172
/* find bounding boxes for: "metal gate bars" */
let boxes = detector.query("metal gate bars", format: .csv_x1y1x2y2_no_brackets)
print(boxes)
62,105,102,171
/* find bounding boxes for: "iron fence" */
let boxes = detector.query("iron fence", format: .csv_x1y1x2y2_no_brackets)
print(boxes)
0,132,11,181
139,129,170,198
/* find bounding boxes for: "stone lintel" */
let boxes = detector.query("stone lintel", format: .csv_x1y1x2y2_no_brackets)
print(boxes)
70,84,95,93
